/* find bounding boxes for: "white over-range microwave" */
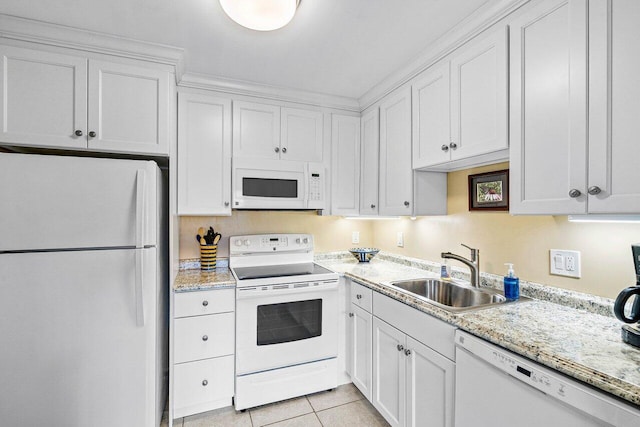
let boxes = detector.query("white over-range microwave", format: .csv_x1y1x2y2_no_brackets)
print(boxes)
232,158,326,210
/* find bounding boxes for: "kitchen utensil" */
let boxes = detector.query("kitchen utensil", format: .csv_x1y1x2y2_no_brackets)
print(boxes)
198,227,204,237
196,234,202,243
349,248,380,263
213,233,221,245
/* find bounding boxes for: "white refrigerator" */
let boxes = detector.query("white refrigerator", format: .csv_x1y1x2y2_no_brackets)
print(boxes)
0,153,168,426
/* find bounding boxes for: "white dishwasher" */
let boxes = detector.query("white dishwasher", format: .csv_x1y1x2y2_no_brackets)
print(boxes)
454,331,640,427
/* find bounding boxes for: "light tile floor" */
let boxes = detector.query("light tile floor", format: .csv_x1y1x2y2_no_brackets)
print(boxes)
162,384,390,427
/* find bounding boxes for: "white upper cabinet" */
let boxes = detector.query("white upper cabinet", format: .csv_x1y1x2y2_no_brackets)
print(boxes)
359,107,380,215
450,27,508,161
331,114,361,216
412,28,508,171
177,91,232,216
281,107,324,162
379,86,414,216
87,60,171,155
233,101,324,163
587,0,640,213
0,45,172,156
412,62,451,169
0,46,87,150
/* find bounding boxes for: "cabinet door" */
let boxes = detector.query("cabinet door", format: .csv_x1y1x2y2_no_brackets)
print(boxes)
405,337,455,427
379,86,413,216
233,100,280,160
588,0,640,213
412,62,451,169
87,60,170,155
177,92,232,215
450,27,508,161
360,107,380,215
281,107,324,162
510,0,588,214
351,304,373,400
331,114,361,216
0,46,87,149
372,317,405,427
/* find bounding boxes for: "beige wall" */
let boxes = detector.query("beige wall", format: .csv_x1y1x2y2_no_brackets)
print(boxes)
180,211,375,260
372,162,640,299
180,162,639,299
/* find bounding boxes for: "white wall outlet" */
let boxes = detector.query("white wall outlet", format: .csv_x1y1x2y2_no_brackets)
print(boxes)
550,249,581,278
352,231,360,244
396,231,404,248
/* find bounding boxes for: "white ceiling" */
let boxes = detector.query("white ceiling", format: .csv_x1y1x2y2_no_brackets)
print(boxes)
0,0,492,99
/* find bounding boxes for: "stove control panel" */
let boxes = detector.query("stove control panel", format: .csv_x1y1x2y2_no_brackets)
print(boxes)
230,234,314,253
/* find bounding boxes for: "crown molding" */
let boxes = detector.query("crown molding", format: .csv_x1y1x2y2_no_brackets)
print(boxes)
178,72,361,112
358,0,531,109
0,14,185,79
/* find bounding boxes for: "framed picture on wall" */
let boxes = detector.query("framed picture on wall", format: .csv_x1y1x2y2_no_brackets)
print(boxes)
468,169,509,211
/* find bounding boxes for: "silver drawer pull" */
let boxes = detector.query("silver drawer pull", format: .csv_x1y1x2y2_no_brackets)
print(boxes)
202,335,208,341
202,379,208,386
202,300,209,307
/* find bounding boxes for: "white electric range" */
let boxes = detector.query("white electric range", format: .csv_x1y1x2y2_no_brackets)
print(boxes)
229,234,339,410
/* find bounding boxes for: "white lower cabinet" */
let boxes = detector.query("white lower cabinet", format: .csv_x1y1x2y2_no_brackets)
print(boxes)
350,288,456,427
171,288,235,419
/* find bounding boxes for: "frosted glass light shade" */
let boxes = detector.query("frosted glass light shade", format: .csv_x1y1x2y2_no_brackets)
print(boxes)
219,0,299,31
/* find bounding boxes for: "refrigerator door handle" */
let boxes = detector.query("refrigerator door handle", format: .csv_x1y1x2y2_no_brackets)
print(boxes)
135,249,145,327
135,169,146,249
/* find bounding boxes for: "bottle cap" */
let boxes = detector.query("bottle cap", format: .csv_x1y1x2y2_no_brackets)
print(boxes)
504,263,515,278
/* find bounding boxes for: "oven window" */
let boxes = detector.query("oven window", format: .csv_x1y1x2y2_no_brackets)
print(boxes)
257,299,322,345
243,177,298,198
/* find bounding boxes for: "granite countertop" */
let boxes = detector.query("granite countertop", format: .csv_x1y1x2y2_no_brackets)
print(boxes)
174,252,640,407
316,253,640,408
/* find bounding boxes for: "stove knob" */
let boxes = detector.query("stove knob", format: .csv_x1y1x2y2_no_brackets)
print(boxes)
243,239,251,246
296,238,301,244
303,238,309,244
235,239,242,247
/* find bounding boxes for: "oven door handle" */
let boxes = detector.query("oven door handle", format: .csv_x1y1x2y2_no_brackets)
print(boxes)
236,281,338,299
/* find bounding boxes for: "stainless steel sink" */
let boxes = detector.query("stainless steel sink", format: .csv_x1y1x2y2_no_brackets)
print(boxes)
388,278,509,312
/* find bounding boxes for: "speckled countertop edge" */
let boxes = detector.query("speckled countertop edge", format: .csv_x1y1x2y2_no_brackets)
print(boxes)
316,252,640,408
173,258,235,292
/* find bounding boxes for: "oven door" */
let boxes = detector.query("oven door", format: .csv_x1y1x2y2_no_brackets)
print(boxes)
235,280,338,375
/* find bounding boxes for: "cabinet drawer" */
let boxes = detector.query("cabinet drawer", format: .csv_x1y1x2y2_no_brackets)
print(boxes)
351,281,373,312
373,291,456,361
173,355,234,418
174,288,235,318
174,312,235,363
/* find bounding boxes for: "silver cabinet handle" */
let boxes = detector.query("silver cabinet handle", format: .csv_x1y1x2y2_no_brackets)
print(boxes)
405,349,411,356
588,186,602,195
202,380,208,386
397,344,404,351
88,131,97,138
449,142,458,150
568,189,582,198
370,204,376,209
348,312,354,318
441,144,449,152
404,201,410,207
224,202,230,207
75,130,83,136
202,300,209,307
274,147,280,153
202,335,208,341
356,294,362,299
282,147,287,153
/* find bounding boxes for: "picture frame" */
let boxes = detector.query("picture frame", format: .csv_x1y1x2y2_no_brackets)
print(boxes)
468,169,509,211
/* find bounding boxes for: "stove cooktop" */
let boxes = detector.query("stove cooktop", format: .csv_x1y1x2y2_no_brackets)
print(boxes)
233,262,334,281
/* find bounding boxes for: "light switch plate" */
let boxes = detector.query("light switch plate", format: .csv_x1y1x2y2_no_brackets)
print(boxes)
550,249,581,278
352,231,360,244
396,232,404,248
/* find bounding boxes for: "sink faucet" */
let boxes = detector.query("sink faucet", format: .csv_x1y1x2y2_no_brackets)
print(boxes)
441,244,480,288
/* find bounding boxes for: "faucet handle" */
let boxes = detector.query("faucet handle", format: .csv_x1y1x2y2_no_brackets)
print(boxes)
461,243,478,260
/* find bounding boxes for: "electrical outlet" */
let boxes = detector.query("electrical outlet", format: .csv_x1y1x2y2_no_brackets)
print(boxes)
397,232,404,248
352,231,360,244
550,249,581,278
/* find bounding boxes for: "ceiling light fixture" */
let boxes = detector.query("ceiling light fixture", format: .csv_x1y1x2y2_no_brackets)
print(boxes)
219,0,300,31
